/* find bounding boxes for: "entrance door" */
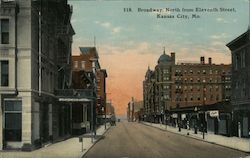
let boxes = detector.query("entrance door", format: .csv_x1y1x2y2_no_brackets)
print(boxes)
3,100,22,149
40,103,49,143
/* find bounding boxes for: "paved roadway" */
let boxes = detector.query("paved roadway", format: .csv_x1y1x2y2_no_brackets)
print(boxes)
83,121,249,158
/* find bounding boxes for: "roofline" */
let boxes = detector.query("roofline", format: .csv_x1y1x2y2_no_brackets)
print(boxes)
226,30,249,47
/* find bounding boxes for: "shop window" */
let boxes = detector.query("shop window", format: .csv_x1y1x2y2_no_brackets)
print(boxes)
4,100,22,141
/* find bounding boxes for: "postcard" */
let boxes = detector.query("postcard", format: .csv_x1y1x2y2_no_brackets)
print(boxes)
0,0,249,157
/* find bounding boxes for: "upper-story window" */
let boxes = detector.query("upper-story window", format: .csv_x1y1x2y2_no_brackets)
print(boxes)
202,70,206,74
74,61,78,69
209,70,212,74
241,49,246,68
1,60,9,86
1,19,9,44
81,61,85,70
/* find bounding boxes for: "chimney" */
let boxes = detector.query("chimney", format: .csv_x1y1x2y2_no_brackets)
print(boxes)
208,57,212,64
171,52,175,65
200,56,205,64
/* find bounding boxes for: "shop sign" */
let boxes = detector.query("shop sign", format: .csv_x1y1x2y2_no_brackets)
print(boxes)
209,110,219,117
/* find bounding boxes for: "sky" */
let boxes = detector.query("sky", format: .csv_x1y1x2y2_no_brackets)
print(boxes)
68,0,249,116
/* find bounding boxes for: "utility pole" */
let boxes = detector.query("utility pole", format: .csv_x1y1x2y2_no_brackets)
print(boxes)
202,84,205,139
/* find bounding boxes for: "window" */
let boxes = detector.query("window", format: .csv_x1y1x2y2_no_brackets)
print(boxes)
4,100,22,141
242,50,246,68
1,60,9,86
202,70,206,74
209,70,213,74
74,61,78,69
1,19,9,44
81,61,85,69
197,85,200,91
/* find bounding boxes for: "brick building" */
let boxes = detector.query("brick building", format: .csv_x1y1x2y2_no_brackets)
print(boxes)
171,57,231,109
227,29,250,137
143,50,232,134
71,47,107,129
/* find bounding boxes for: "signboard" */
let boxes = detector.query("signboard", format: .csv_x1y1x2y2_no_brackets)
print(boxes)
172,113,178,118
209,110,219,117
181,114,186,120
59,98,91,102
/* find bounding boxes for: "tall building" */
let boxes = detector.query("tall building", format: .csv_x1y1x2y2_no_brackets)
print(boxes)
143,50,175,123
171,57,231,109
154,50,175,122
0,0,74,150
143,67,155,122
227,29,250,137
143,51,232,129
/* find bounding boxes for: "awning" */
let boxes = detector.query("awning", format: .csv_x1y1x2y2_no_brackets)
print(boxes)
58,98,92,102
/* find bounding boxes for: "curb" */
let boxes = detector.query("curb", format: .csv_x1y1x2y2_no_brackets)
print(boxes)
141,122,250,154
79,125,111,158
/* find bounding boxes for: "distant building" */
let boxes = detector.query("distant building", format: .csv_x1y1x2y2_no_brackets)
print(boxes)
227,29,250,138
154,50,175,122
171,57,231,109
143,67,155,122
143,50,232,131
127,98,142,122
96,69,108,123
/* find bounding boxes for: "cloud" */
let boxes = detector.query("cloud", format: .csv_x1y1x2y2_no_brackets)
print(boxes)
216,17,238,24
112,27,121,34
95,21,122,35
210,33,229,39
101,22,111,28
216,17,228,23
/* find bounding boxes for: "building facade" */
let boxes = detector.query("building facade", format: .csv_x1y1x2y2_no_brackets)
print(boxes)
227,29,250,137
96,69,107,124
0,0,74,150
71,47,107,129
143,50,232,134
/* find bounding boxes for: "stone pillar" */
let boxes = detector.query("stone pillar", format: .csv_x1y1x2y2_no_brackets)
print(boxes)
22,94,32,151
0,95,3,150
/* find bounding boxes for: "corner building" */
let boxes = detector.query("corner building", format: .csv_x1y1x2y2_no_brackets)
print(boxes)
0,0,74,150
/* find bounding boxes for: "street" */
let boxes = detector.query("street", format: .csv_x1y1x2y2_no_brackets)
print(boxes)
83,121,248,158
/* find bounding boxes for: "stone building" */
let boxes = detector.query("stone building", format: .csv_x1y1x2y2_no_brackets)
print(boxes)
0,0,74,150
154,50,175,122
227,29,250,137
143,49,175,122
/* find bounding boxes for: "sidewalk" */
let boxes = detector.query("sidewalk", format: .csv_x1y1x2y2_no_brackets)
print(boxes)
142,122,250,153
0,124,111,158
